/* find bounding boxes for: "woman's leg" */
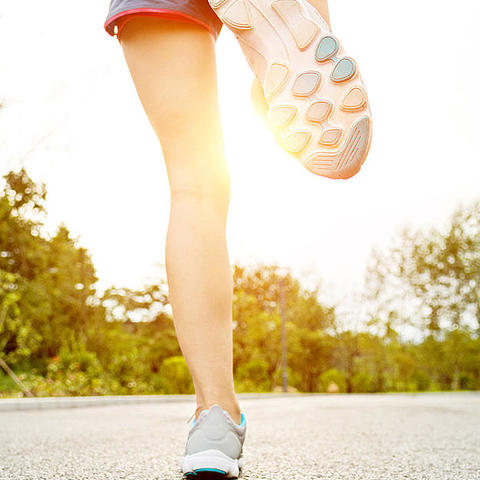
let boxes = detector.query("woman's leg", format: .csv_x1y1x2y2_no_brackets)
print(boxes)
119,17,241,423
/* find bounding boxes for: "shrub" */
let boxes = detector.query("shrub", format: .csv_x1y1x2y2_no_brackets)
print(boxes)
319,369,346,393
157,356,194,394
352,372,375,393
235,358,271,392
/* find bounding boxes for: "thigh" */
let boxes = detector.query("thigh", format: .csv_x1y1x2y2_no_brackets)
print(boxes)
120,17,229,201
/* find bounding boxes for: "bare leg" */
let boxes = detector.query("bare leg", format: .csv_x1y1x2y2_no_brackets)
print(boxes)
119,17,241,423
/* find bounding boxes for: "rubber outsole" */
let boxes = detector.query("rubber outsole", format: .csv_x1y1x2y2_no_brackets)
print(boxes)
209,0,372,179
185,472,230,479
185,469,228,478
182,449,242,478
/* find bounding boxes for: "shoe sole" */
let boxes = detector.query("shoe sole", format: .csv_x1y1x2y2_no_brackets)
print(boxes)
209,0,372,179
182,449,242,478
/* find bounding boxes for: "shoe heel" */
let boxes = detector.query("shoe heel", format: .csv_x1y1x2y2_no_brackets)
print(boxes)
182,449,240,478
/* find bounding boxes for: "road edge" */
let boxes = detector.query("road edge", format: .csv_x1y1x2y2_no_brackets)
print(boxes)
0,392,308,412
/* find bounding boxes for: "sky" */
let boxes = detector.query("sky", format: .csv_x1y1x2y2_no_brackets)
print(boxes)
1,0,479,307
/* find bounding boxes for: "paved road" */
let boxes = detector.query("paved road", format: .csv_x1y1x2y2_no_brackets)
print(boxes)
1,393,479,479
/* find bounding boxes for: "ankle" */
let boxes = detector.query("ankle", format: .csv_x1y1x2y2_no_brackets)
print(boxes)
195,400,242,425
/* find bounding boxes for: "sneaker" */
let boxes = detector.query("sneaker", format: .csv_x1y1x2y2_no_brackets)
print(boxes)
181,405,247,478
209,0,372,179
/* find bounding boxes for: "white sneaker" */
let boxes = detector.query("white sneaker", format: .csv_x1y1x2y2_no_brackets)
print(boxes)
181,405,247,478
210,0,372,179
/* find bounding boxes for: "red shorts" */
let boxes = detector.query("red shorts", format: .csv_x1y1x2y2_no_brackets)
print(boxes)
104,0,223,41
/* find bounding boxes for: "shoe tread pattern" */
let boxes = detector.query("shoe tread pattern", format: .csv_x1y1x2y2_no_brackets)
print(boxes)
208,0,372,179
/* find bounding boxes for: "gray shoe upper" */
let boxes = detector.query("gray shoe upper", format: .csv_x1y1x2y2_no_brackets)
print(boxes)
185,405,246,459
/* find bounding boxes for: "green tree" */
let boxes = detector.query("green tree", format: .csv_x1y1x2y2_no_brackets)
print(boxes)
233,264,334,392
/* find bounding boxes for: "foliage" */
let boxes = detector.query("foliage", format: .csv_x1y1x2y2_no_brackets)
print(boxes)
0,170,479,397
157,356,194,394
364,202,480,390
365,202,480,337
319,369,346,393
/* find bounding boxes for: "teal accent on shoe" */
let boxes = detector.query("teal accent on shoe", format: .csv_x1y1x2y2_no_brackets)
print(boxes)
195,468,227,474
315,35,339,62
331,57,356,82
239,413,246,427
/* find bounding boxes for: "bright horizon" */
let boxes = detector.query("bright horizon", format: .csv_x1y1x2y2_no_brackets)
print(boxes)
1,0,479,306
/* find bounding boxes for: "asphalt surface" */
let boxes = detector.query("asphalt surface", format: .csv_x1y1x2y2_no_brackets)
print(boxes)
1,393,479,479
